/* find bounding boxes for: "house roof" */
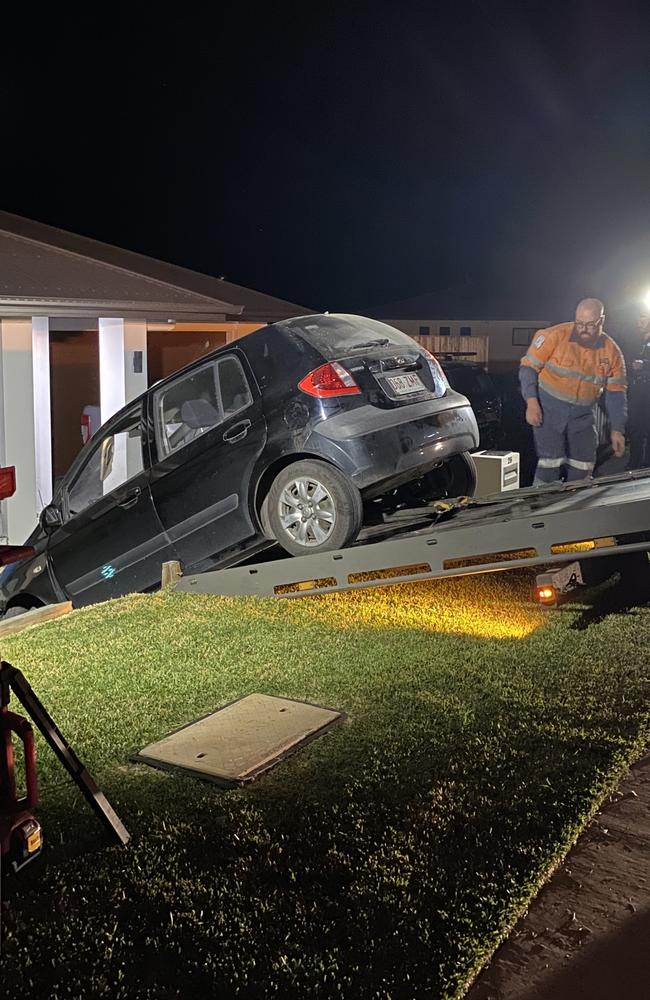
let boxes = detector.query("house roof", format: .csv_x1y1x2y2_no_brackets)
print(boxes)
0,210,312,322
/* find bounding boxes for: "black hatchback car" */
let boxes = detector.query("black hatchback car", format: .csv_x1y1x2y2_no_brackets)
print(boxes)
438,357,503,449
0,314,478,615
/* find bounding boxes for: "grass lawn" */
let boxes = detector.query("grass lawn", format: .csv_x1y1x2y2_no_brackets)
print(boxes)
1,573,649,999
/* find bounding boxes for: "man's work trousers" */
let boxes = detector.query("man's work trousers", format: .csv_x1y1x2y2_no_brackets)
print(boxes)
532,390,598,485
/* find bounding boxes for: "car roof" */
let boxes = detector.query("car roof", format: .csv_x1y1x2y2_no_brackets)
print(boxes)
143,311,383,398
84,312,413,439
139,312,413,401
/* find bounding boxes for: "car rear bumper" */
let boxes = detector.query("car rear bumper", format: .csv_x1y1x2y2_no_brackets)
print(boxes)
308,392,480,492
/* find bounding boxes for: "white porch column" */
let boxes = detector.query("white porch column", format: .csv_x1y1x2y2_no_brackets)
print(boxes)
124,321,148,403
32,316,53,509
99,318,148,418
0,317,52,543
99,317,127,492
99,317,126,425
99,318,148,492
124,321,148,480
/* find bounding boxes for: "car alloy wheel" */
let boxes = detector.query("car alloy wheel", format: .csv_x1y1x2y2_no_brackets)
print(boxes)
266,459,363,557
278,476,337,547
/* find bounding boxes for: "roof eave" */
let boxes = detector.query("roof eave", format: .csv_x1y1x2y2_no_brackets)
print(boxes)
0,297,243,322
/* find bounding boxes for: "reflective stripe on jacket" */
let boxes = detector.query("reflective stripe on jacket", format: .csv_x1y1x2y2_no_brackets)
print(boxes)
520,322,626,406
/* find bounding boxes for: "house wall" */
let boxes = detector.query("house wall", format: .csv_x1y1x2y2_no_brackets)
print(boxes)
147,322,264,383
147,329,228,384
410,335,488,366
385,318,549,372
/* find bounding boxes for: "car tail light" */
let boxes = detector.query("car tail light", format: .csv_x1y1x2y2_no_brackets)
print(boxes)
298,362,361,398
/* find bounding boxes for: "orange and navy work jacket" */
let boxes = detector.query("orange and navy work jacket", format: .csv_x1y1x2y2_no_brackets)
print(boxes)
520,322,627,431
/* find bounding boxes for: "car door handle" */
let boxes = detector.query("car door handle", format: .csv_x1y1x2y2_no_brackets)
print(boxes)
117,487,142,509
223,419,251,444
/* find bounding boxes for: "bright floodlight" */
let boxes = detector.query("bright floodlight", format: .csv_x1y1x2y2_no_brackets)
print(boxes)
643,289,650,312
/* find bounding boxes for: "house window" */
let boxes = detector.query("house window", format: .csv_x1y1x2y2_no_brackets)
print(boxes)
418,325,430,336
512,328,536,347
439,326,451,336
460,326,471,337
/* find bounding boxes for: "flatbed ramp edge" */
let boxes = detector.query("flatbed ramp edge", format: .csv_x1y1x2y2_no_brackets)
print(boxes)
173,472,650,599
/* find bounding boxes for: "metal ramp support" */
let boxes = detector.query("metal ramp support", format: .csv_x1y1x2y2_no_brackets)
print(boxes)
174,473,650,600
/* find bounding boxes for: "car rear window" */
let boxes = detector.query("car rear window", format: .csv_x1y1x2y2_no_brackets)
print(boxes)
280,314,418,359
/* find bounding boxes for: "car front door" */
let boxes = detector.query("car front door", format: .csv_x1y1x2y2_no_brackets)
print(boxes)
148,350,267,571
47,403,177,606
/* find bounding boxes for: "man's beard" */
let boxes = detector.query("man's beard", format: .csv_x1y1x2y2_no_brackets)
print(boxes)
575,329,599,346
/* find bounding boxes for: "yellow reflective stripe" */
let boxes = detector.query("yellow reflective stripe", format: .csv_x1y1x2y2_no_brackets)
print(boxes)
539,379,599,405
567,458,594,470
545,361,602,383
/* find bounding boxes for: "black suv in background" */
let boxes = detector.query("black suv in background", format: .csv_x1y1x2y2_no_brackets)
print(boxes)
438,356,503,449
0,315,479,615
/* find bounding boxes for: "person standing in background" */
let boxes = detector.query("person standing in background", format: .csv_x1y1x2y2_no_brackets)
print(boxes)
519,298,627,485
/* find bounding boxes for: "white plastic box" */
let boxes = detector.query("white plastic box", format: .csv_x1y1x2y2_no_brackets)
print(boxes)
472,450,520,496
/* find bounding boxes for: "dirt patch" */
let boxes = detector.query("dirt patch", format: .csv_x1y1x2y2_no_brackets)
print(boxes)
467,751,650,1000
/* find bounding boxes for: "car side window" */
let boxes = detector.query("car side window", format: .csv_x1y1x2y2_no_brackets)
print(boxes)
154,355,252,458
67,409,145,517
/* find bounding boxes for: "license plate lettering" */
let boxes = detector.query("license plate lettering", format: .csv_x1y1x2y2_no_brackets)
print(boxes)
386,373,425,395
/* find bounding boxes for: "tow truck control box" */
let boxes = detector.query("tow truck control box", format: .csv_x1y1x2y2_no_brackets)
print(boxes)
472,450,519,496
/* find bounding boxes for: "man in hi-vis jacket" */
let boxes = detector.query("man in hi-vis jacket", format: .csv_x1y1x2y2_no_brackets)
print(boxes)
520,298,627,485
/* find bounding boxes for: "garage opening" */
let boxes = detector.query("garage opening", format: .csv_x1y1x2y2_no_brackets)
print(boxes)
49,329,100,486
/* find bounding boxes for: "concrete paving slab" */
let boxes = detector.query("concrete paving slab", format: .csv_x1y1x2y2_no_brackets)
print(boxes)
137,693,344,785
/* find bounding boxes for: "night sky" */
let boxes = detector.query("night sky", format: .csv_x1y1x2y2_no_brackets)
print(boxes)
3,2,650,323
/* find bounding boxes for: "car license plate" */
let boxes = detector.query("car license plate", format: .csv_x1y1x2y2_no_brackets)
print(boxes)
386,373,425,395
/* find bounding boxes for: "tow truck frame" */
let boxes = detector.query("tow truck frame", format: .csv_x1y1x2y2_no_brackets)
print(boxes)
172,471,650,600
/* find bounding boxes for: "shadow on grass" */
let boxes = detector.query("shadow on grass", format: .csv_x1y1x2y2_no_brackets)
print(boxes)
569,582,650,632
1,706,646,1000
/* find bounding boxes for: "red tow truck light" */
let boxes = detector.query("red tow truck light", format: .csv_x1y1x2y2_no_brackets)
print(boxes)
0,466,16,500
535,585,558,606
0,466,35,566
298,362,361,398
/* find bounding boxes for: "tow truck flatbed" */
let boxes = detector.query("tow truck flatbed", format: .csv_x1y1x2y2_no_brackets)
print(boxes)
173,471,650,600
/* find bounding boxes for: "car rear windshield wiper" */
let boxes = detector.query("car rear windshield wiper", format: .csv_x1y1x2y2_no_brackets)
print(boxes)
350,338,391,349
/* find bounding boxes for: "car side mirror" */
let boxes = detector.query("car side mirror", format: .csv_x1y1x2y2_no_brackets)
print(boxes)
40,503,63,532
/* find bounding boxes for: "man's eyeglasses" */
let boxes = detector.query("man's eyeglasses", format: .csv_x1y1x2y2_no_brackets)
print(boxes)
575,318,603,333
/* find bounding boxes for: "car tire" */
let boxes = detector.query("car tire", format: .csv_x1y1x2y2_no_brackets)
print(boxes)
259,493,273,540
2,604,31,620
266,460,363,556
403,451,478,504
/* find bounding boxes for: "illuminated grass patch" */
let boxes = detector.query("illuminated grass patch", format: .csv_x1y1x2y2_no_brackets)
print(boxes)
284,574,546,639
1,574,649,1000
